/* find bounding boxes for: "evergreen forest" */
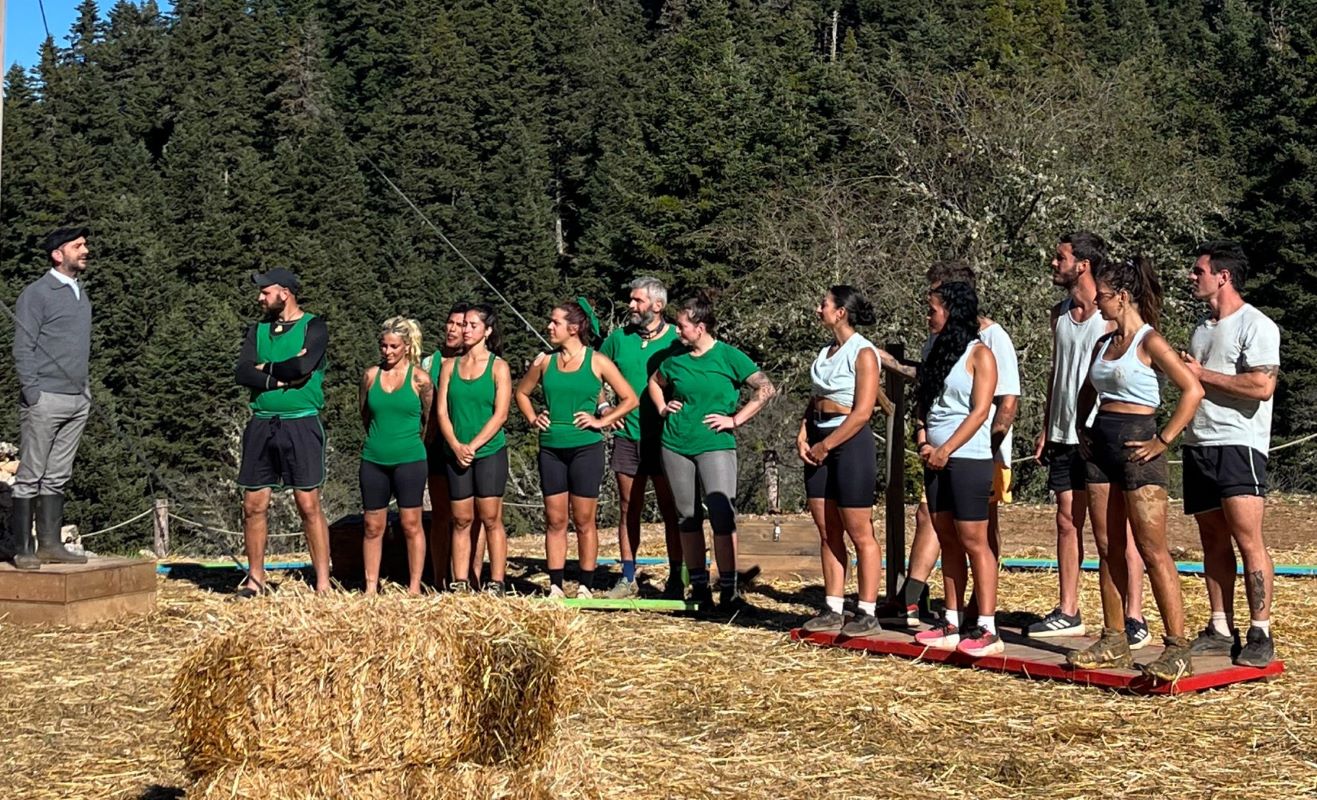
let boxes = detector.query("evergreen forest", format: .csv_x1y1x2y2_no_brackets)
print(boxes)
3,0,1316,551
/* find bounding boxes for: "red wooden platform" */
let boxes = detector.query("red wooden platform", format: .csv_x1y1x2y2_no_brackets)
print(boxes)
791,621,1284,695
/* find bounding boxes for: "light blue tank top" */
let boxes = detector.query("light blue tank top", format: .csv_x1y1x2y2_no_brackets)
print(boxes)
1090,325,1161,409
809,333,879,429
926,341,992,460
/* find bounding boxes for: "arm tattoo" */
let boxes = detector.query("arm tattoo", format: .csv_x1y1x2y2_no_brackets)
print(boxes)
1246,365,1279,377
1246,569,1267,615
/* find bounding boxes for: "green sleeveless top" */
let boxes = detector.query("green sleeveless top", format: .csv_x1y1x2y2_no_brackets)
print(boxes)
540,348,603,449
446,354,506,459
249,314,324,419
362,364,427,466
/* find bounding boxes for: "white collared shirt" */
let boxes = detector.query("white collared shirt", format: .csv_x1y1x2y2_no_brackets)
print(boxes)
48,269,81,300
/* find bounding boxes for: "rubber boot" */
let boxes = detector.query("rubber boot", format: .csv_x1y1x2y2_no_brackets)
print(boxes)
36,494,86,564
6,496,40,570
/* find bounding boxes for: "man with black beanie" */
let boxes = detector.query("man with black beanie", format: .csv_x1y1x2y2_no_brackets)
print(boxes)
5,227,94,570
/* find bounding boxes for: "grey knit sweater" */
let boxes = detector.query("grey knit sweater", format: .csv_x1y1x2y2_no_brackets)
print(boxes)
13,271,92,405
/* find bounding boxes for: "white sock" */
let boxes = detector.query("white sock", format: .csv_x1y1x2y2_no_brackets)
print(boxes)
1210,612,1231,637
825,595,844,614
945,609,961,629
979,615,997,635
1250,618,1271,635
858,600,876,616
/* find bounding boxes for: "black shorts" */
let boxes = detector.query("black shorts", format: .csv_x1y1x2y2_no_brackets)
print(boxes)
1182,445,1268,515
1045,443,1087,493
803,423,877,508
1084,412,1168,490
539,442,606,498
360,459,428,510
611,436,663,477
446,448,510,501
925,458,993,522
237,415,326,491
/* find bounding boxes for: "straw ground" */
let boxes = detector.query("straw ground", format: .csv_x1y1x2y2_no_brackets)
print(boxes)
0,501,1314,800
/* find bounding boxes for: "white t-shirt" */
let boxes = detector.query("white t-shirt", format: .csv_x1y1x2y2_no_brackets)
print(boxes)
980,322,1020,464
1184,303,1280,454
920,321,1020,464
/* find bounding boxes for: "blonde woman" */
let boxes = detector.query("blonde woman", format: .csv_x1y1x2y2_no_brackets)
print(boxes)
359,316,432,595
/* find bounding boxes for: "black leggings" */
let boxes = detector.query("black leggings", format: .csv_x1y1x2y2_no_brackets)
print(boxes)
538,442,606,498
360,459,428,511
446,448,510,500
803,422,877,508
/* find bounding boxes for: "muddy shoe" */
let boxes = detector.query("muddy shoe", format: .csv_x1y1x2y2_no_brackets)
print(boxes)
604,577,639,599
1235,627,1275,668
1066,628,1133,670
1142,636,1194,681
801,610,845,634
1188,626,1238,657
840,612,882,639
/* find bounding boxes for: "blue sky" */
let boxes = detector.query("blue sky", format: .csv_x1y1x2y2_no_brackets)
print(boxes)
5,1,172,72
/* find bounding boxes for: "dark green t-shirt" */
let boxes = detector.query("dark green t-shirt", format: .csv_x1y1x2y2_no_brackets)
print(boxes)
599,322,682,443
658,341,759,456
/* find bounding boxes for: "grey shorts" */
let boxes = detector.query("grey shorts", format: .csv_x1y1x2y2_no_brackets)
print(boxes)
611,436,664,477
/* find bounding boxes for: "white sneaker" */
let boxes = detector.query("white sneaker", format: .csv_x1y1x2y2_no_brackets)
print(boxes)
548,584,566,599
576,584,593,600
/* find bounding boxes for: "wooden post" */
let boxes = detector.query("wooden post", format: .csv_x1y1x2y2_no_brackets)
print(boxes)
152,499,169,558
763,450,780,514
883,342,906,600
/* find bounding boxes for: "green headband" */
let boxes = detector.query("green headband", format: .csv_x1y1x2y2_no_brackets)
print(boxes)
576,297,600,338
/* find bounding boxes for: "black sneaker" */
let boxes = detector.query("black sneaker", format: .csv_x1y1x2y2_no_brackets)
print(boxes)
448,580,470,593
801,610,845,634
718,584,749,614
1235,626,1275,668
1125,617,1151,651
483,580,505,597
662,574,686,600
1026,607,1085,638
839,612,882,639
1188,626,1238,657
688,583,713,609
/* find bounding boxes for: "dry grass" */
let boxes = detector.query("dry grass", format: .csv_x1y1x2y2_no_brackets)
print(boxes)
0,504,1314,800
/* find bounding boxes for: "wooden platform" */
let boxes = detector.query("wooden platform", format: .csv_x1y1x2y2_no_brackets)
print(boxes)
0,557,157,626
791,621,1284,695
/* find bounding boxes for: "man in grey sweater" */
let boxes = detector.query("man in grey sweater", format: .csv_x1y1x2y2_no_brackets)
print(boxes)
5,227,94,569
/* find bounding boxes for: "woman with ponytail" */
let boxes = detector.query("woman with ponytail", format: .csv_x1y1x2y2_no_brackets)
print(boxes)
797,285,883,637
359,316,433,595
515,298,638,598
1067,256,1204,681
438,304,512,594
911,282,1002,657
647,291,777,612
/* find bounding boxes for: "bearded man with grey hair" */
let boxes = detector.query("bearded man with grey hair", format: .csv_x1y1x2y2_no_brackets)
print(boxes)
598,277,685,597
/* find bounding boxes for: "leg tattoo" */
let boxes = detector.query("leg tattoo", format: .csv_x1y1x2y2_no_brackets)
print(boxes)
1246,569,1267,616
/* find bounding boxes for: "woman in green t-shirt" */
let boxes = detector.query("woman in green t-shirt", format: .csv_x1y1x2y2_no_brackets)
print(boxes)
359,316,433,595
515,298,638,599
646,293,776,611
437,304,512,595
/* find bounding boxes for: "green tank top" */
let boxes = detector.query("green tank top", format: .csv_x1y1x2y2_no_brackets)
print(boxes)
446,354,506,459
362,364,427,466
249,314,324,419
540,348,603,449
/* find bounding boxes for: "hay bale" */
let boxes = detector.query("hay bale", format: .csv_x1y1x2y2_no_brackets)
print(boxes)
188,743,600,800
172,594,583,778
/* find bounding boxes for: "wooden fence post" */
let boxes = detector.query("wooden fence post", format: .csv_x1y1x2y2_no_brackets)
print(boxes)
153,498,170,558
883,342,906,600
